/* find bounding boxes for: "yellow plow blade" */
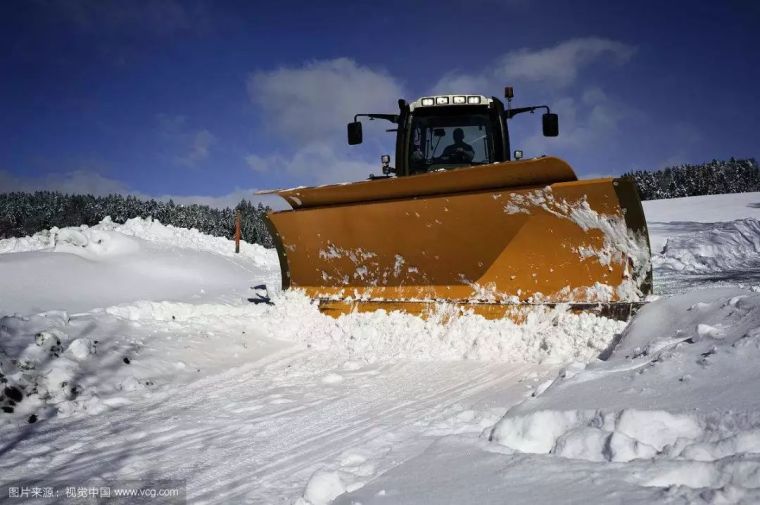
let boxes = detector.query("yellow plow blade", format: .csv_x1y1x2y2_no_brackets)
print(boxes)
263,156,651,320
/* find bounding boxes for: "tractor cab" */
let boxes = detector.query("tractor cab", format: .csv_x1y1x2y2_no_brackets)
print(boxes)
347,88,559,177
406,95,496,174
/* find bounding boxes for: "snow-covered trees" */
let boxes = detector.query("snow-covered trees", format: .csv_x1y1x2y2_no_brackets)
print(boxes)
624,158,760,200
234,199,274,248
0,192,273,246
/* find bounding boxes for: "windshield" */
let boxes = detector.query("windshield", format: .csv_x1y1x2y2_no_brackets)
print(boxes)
409,113,493,173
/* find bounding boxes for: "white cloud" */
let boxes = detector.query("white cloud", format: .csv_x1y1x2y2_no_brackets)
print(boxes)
434,37,635,93
495,37,635,87
246,142,379,185
156,113,187,133
178,129,216,166
245,58,403,185
519,87,628,152
244,42,638,185
247,58,405,144
0,169,279,209
504,86,643,178
244,153,274,174
429,39,639,175
156,114,216,167
0,169,132,196
431,73,492,96
52,0,208,36
155,188,283,210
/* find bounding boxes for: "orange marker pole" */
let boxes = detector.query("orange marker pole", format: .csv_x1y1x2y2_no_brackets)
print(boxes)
235,211,241,254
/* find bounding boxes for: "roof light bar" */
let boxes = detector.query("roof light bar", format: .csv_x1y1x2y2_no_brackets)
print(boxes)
415,95,487,108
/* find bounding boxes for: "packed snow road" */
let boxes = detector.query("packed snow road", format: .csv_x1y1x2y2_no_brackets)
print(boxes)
0,316,539,503
1,192,760,504
0,301,583,503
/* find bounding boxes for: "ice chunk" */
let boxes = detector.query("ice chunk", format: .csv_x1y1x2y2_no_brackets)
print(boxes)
303,470,346,505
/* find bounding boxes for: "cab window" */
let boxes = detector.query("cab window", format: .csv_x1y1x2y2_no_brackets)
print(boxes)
409,112,493,173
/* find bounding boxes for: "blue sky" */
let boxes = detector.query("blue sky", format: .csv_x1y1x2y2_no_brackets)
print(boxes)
1,0,759,207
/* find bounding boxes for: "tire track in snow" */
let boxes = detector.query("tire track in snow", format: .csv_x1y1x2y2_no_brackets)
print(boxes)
0,319,547,505
198,360,537,503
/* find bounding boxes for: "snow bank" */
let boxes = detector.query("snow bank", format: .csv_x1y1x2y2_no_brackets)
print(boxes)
0,216,273,264
486,288,760,493
489,407,760,490
106,290,625,364
654,218,760,273
491,408,714,463
0,217,279,315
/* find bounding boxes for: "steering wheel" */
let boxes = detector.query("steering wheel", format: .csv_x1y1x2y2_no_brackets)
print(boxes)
441,150,473,163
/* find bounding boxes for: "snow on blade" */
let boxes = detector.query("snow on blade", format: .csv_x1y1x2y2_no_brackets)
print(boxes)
504,186,651,301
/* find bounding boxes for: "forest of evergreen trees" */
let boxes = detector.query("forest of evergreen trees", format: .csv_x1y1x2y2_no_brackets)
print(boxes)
623,158,760,200
1,158,758,242
0,192,273,247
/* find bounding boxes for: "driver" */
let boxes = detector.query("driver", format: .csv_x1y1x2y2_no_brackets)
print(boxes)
441,128,474,162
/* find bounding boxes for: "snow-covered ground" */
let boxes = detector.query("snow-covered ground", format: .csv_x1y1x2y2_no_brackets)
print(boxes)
1,192,759,504
646,192,760,296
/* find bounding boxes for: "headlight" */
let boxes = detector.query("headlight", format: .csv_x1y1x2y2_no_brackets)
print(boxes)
421,98,434,106
453,96,466,104
467,96,481,104
435,96,450,105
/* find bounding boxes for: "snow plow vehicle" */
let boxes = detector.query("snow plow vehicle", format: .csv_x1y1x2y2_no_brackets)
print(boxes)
261,88,652,321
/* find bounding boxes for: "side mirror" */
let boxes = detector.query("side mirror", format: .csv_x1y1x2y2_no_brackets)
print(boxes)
347,121,363,145
433,128,446,137
542,113,559,137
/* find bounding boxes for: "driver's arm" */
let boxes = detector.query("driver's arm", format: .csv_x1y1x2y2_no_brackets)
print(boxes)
441,144,455,157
